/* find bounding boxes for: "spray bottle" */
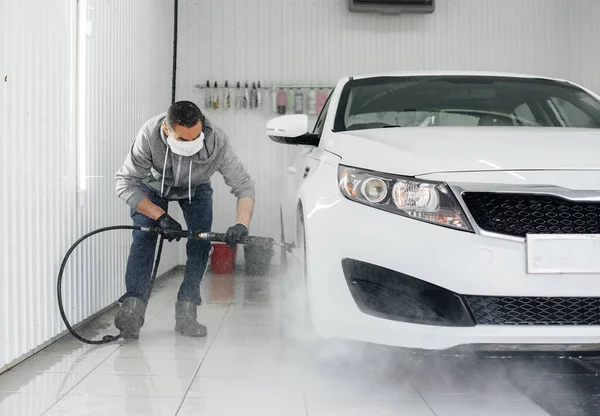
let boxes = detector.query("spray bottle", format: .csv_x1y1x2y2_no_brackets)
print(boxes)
212,81,220,109
294,88,305,114
257,81,264,109
287,87,295,113
236,82,242,109
224,81,231,109
204,80,212,109
276,88,287,115
250,82,257,109
243,81,250,109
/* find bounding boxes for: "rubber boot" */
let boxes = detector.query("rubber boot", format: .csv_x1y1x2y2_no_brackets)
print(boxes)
175,301,207,337
114,297,147,339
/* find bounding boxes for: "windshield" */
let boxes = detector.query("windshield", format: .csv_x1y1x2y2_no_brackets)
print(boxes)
333,76,600,132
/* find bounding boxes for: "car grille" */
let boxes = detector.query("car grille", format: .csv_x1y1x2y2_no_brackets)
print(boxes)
462,192,600,238
466,295,600,325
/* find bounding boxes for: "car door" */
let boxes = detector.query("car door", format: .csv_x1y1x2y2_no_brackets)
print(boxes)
281,91,333,244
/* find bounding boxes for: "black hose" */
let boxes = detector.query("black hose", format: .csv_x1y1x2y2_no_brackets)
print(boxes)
57,225,291,345
57,225,166,345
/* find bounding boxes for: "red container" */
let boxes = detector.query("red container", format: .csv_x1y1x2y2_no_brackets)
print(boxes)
210,243,237,275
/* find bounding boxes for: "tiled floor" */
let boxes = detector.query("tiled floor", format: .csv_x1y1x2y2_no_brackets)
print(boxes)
0,268,564,415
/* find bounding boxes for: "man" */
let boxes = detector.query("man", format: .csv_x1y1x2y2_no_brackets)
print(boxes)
114,101,255,338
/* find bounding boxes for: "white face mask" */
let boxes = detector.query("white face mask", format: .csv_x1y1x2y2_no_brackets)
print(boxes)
167,132,205,157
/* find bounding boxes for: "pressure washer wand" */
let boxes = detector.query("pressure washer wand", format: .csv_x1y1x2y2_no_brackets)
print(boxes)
141,227,294,252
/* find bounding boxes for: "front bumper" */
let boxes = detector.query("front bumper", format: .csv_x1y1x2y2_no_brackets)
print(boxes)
304,193,600,351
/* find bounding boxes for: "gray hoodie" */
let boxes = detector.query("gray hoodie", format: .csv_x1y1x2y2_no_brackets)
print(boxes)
115,112,255,209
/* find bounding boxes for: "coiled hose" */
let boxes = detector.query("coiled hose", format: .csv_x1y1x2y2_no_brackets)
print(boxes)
57,225,291,345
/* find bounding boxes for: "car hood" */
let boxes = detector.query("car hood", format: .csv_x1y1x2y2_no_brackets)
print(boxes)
324,127,600,176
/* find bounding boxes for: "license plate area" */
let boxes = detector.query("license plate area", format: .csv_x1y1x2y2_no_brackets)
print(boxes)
527,234,600,274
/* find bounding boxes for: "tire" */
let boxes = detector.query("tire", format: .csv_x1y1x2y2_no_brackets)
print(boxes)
279,207,319,355
296,210,313,335
280,205,288,268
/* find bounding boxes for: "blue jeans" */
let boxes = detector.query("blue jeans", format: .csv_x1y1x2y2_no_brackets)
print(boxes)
120,184,213,305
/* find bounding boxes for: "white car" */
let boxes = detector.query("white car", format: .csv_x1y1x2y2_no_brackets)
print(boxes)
267,71,600,352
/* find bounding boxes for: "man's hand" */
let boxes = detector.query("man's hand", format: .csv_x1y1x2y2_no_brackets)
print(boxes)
157,213,183,242
224,223,249,248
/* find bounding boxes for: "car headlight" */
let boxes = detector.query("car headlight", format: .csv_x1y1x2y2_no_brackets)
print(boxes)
338,165,473,231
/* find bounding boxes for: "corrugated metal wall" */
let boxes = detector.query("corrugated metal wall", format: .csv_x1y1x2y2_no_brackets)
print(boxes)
0,0,175,371
176,0,600,248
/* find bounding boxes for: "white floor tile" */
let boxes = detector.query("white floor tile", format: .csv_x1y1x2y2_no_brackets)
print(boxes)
177,397,306,416
126,330,215,347
195,358,285,378
0,393,61,416
10,353,107,374
67,373,193,398
427,401,551,416
221,314,279,327
216,322,278,336
0,371,85,395
186,376,303,400
44,395,182,416
224,306,275,319
38,337,121,358
114,341,211,360
307,401,436,416
212,332,282,346
93,356,200,377
203,343,281,362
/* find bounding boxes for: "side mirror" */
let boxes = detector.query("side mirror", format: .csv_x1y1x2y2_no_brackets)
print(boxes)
266,114,320,147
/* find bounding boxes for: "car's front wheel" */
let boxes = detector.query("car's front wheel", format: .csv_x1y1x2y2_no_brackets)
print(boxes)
279,207,318,348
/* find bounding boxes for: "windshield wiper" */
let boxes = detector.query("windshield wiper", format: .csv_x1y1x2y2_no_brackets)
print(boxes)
381,125,403,128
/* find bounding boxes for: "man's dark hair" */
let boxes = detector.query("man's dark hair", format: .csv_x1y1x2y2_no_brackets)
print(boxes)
167,101,204,129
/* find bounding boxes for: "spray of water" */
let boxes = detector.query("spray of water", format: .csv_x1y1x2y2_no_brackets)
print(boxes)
264,245,594,414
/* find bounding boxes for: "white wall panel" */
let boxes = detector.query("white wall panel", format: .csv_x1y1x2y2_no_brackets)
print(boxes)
176,0,600,248
0,0,175,371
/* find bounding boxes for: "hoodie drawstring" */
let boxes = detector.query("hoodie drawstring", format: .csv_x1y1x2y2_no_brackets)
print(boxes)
161,146,170,198
188,159,193,203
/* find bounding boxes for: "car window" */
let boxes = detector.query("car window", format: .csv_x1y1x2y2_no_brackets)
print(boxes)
333,76,600,131
313,91,332,135
548,97,598,128
513,103,538,126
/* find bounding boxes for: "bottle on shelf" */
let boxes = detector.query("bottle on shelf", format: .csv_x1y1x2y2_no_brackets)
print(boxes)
212,81,220,109
276,88,287,115
294,88,305,114
287,87,295,112
250,82,258,109
243,81,249,109
257,81,264,109
236,82,243,109
224,81,231,109
204,80,212,109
